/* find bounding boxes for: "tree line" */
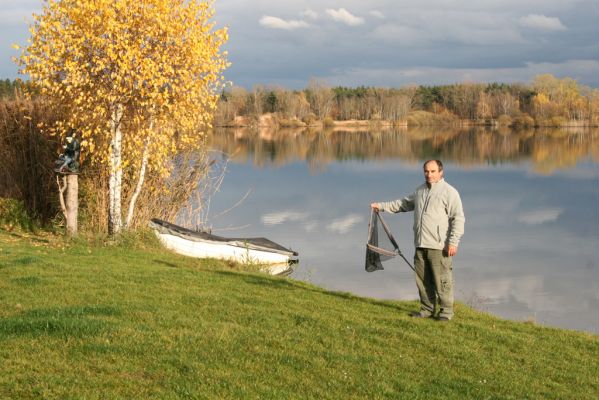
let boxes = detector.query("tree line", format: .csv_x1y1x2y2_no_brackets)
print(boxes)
215,75,599,127
0,79,37,99
4,74,598,128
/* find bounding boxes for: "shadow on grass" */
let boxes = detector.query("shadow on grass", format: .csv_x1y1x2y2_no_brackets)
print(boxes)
0,256,43,269
152,259,180,268
11,276,43,285
211,270,414,314
4,229,50,243
0,305,121,339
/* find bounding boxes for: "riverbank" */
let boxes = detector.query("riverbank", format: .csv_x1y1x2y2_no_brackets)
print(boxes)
216,111,599,130
1,228,597,399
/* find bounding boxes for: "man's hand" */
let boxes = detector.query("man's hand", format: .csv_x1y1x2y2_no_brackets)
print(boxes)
370,202,379,211
446,245,458,257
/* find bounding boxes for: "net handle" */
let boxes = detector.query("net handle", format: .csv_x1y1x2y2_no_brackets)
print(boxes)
374,209,400,253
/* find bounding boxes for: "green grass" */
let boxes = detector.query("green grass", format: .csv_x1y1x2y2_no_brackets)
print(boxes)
1,229,598,399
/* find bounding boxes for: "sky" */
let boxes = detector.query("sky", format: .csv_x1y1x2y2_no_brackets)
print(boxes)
2,0,599,89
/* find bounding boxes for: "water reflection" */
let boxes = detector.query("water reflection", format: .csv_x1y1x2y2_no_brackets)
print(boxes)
210,126,599,174
206,127,599,334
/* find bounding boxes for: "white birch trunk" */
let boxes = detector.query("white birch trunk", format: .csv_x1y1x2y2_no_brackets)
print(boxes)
109,104,124,235
125,135,151,228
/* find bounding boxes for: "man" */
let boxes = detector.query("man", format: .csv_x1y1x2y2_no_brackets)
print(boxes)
371,160,465,321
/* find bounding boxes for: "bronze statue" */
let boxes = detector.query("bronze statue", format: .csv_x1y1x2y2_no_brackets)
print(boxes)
54,130,80,173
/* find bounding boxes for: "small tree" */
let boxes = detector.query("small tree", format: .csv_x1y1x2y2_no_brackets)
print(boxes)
16,0,229,234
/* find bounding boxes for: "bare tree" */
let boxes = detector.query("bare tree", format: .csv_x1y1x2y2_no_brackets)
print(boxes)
306,79,335,119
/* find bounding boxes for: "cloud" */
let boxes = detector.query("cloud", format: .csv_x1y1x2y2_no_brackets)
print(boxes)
327,214,363,234
301,8,319,20
302,221,319,233
517,208,563,225
369,10,385,19
518,14,567,31
326,8,364,26
371,16,526,47
371,24,429,46
259,15,309,30
261,210,309,225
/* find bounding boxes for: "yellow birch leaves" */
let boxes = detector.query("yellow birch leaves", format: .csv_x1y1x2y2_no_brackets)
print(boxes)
16,0,229,175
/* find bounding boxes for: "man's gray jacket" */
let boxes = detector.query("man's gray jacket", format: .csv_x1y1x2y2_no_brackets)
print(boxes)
379,178,465,250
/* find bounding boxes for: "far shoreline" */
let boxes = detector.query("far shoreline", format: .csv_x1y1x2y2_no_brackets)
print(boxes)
215,112,599,130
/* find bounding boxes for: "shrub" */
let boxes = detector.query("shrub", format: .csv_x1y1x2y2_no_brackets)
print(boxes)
278,118,306,128
549,116,567,127
0,198,36,230
511,113,535,128
497,114,512,126
302,113,319,126
406,110,459,126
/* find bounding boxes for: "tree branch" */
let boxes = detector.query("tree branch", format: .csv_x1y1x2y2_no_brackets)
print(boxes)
56,175,67,219
125,135,151,228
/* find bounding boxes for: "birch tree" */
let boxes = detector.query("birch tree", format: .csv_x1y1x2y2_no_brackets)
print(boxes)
16,0,229,234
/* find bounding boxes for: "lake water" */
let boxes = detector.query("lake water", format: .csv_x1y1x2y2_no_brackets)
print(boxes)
204,126,599,334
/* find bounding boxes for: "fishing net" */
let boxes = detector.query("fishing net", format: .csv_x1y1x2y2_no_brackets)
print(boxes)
365,209,414,272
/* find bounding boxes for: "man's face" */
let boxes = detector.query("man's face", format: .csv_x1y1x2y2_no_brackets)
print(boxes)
424,161,443,184
66,136,73,143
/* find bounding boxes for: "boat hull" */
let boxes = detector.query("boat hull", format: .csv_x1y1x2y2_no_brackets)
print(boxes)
150,219,297,276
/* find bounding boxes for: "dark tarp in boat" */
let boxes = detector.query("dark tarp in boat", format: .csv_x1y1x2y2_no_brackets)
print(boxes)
365,209,414,272
149,218,298,257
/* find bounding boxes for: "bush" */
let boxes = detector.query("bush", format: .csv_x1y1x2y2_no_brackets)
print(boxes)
511,113,535,128
278,118,306,128
549,116,567,127
301,113,318,126
406,110,459,126
497,114,512,126
0,198,36,230
323,117,335,127
0,98,61,224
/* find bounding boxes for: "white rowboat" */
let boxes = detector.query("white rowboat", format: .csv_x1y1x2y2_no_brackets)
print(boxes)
149,219,298,275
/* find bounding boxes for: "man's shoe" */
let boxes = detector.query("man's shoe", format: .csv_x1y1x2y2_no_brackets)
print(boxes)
409,312,432,318
436,316,451,322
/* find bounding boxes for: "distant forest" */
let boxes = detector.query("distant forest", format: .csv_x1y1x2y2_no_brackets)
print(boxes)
215,75,599,127
3,74,599,127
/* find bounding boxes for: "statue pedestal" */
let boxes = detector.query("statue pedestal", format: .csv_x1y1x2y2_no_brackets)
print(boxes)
65,173,78,236
56,171,78,236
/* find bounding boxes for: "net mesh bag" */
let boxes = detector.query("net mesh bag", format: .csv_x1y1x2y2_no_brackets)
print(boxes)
365,209,414,272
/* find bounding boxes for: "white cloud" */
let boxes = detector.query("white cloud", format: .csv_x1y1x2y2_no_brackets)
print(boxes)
303,221,319,232
259,15,309,30
326,8,364,26
301,8,319,20
327,214,363,234
518,14,567,31
261,210,309,225
369,10,385,19
517,208,563,225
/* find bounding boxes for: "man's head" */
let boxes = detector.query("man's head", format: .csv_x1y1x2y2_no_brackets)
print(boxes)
423,159,444,184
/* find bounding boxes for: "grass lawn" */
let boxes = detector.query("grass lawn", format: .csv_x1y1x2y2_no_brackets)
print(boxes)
1,228,598,399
